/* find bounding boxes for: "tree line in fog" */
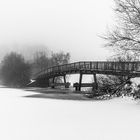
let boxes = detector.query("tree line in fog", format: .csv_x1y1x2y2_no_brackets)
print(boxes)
0,50,70,87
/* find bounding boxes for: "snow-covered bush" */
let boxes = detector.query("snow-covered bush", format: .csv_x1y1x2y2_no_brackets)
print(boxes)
97,75,122,94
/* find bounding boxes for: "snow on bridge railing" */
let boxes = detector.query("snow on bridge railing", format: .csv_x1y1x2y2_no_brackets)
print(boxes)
34,61,140,79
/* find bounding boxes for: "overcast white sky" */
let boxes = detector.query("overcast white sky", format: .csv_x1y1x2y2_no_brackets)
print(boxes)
0,0,114,61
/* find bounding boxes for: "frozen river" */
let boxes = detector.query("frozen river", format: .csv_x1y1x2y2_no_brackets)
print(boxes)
0,87,140,140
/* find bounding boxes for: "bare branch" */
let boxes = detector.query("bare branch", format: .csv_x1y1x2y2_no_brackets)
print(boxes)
102,0,140,57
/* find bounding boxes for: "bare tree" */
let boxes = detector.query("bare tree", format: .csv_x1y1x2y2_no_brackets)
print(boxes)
103,0,140,58
51,52,70,83
51,52,70,66
32,51,70,84
33,51,51,73
33,51,70,73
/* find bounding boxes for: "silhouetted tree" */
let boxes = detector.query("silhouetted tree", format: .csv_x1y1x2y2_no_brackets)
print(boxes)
32,51,70,84
50,52,70,83
51,52,70,66
33,51,51,73
0,52,31,87
32,51,70,73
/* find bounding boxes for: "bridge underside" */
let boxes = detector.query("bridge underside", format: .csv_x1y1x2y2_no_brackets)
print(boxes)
36,70,140,79
32,70,140,91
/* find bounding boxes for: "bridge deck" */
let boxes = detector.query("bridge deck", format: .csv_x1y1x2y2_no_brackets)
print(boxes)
34,61,140,80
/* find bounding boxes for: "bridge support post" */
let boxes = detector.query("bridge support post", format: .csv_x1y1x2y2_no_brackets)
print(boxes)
52,77,55,88
93,74,98,91
63,75,67,88
78,73,83,91
63,75,70,88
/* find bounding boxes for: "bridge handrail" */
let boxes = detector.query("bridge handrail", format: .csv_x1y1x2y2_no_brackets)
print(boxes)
34,61,140,79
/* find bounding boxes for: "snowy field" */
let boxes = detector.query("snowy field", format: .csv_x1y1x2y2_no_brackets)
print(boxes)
0,87,140,140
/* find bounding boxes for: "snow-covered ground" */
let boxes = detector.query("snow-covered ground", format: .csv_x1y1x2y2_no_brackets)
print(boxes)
0,87,140,140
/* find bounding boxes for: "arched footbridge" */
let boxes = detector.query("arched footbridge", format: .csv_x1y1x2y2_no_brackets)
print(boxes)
30,61,140,91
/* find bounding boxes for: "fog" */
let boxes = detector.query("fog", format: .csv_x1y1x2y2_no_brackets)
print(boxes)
0,0,114,62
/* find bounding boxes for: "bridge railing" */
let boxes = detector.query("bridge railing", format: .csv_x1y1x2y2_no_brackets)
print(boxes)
34,61,140,79
89,61,140,72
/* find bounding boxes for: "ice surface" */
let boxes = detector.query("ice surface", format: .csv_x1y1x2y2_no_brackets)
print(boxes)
0,87,139,140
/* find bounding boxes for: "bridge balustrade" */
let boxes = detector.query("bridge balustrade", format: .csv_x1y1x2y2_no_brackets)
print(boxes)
34,61,140,79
